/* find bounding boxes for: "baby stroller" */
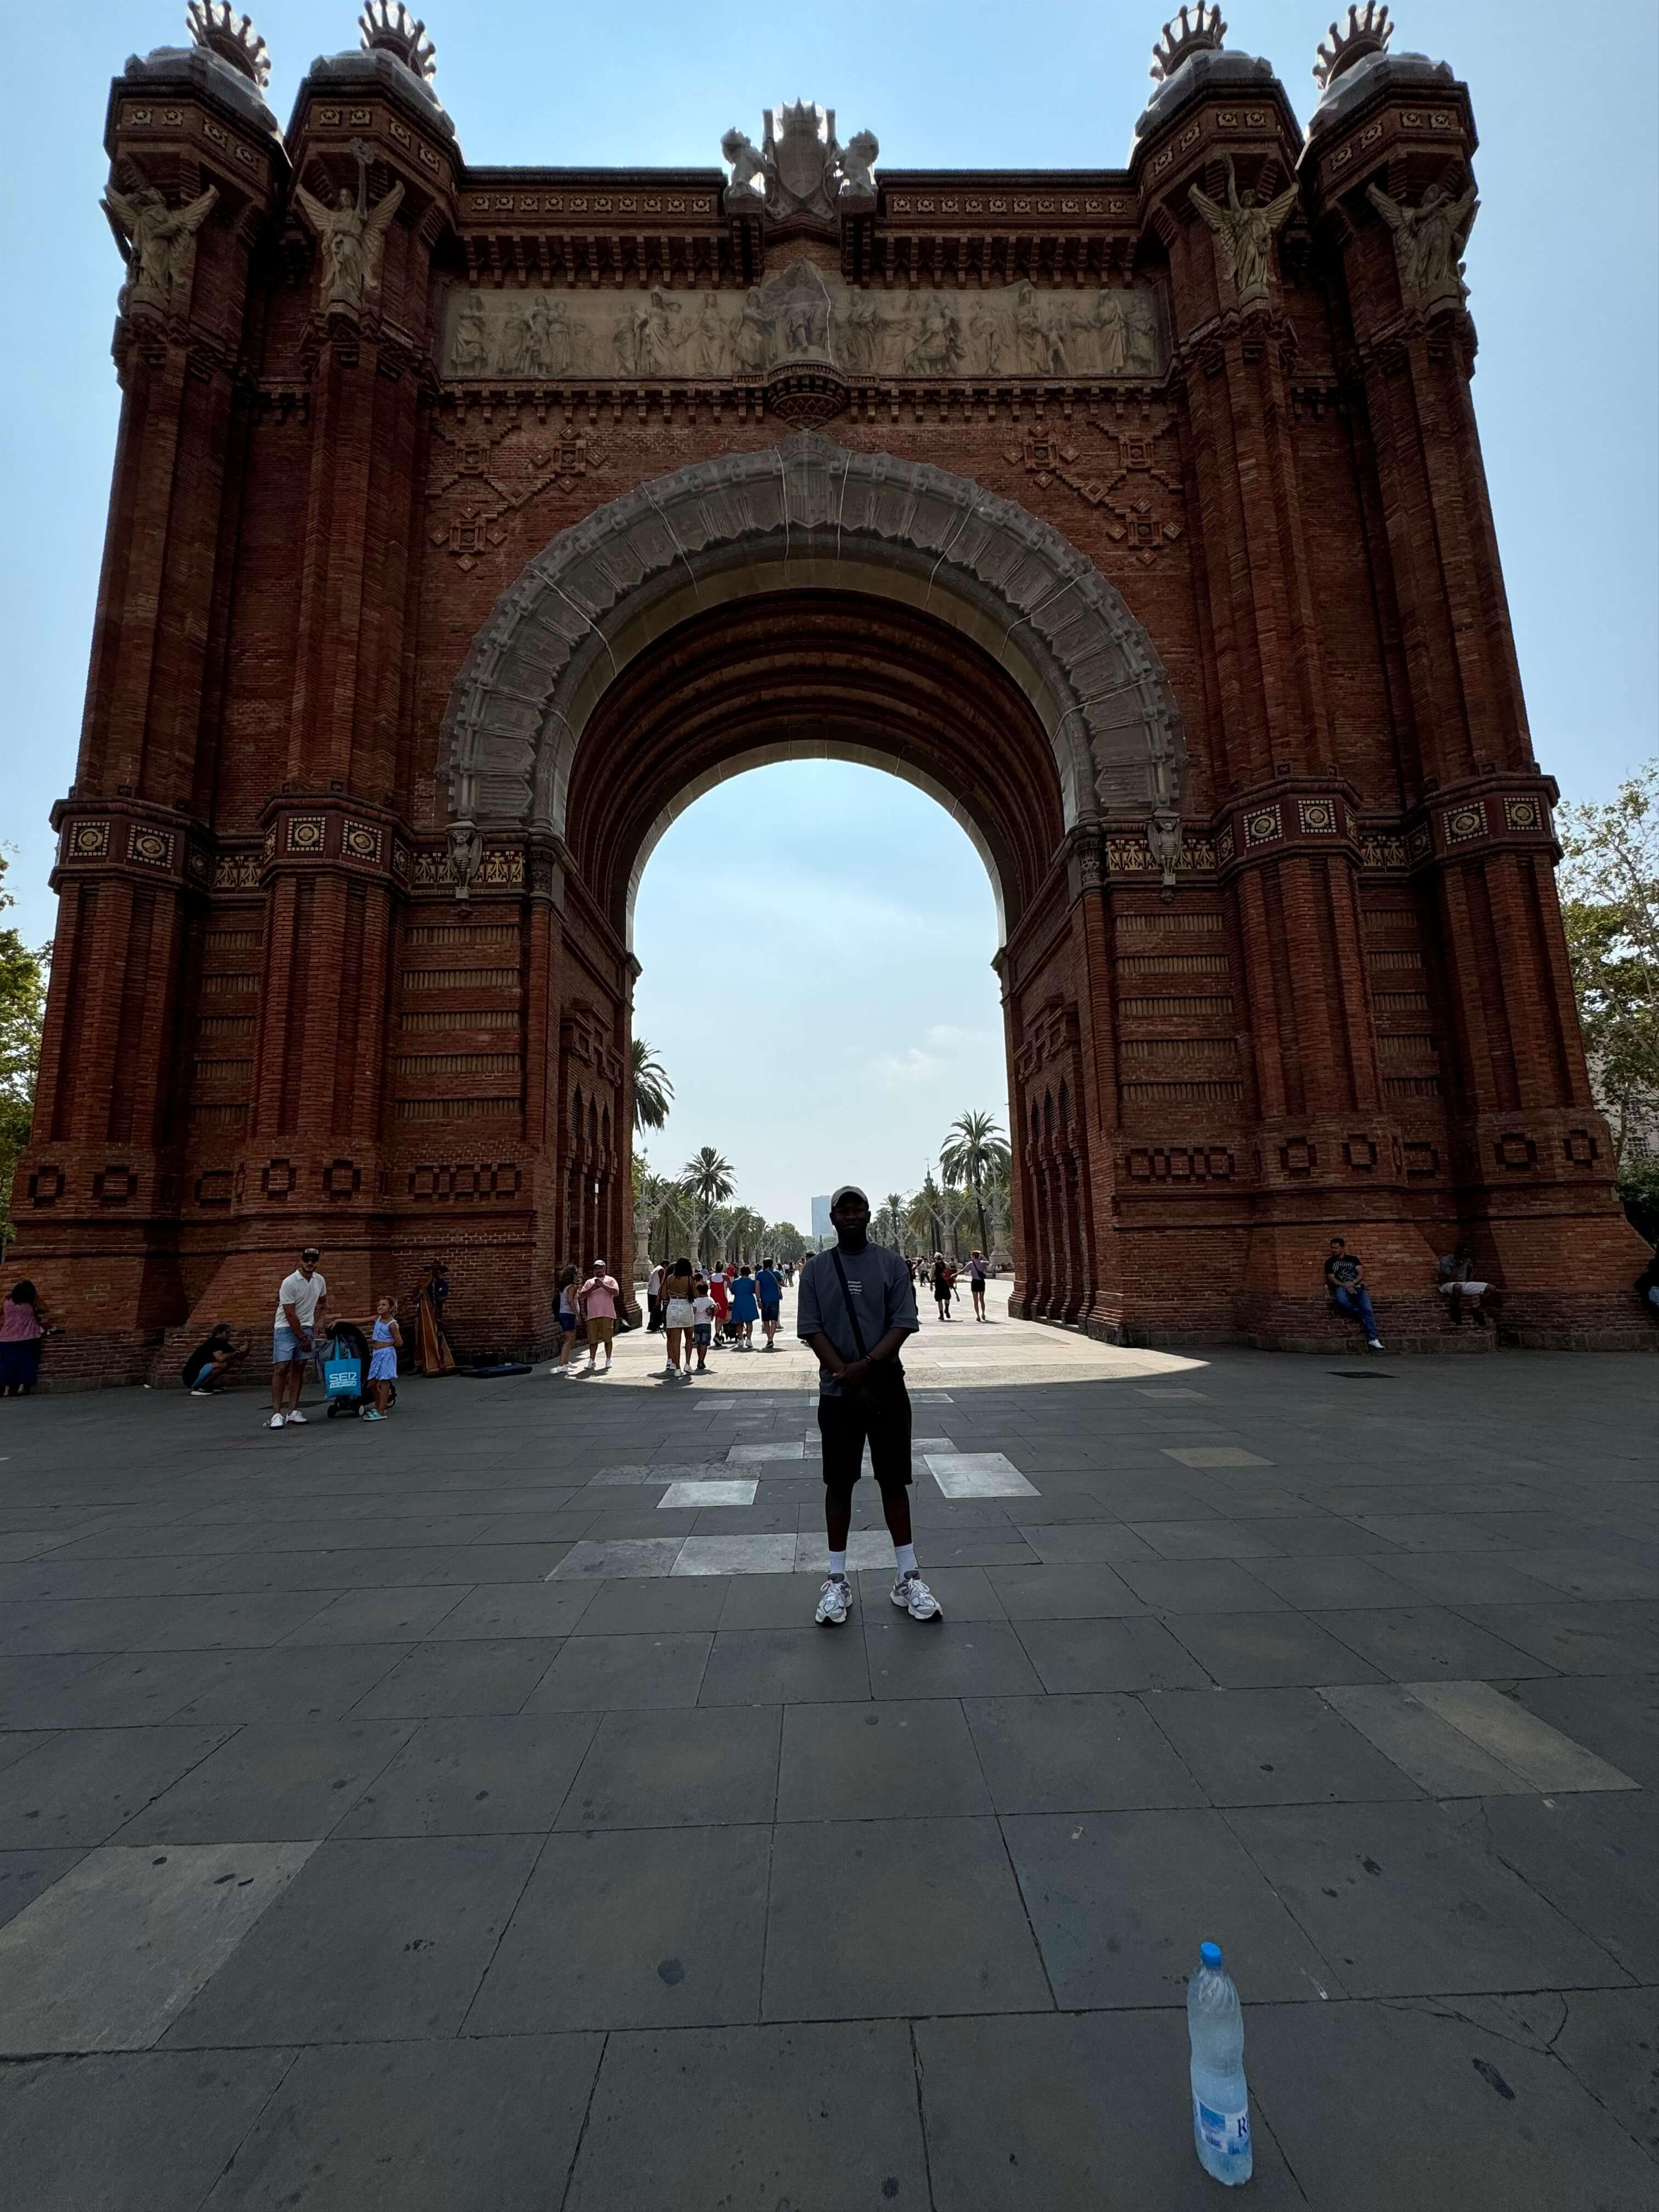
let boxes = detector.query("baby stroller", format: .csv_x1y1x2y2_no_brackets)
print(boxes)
321,1321,393,1419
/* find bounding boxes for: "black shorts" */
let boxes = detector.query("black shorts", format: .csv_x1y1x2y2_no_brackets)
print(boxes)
818,1380,912,1493
760,1302,780,1324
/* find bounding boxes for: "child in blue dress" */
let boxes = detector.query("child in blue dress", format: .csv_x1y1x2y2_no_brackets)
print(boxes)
364,1297,402,1419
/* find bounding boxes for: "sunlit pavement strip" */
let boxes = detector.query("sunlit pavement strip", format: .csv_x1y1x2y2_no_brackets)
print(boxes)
657,1479,758,1509
1322,1681,1639,1796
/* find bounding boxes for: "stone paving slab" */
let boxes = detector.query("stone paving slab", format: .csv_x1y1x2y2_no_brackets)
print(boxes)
0,1295,1653,2205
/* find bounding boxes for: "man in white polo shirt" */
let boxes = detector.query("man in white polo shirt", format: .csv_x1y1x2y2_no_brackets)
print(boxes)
270,1246,327,1429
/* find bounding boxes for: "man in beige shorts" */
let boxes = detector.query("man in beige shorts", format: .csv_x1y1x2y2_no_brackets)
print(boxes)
578,1260,620,1373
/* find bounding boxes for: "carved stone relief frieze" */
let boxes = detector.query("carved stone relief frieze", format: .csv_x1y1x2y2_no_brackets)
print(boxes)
442,262,1165,385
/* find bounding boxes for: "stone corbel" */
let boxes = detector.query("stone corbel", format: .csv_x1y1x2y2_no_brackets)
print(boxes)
447,818,482,902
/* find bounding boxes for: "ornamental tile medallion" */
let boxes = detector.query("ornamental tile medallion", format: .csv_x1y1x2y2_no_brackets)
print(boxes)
127,824,174,869
1244,804,1282,847
64,821,110,860
1503,795,1543,832
1297,798,1339,835
1406,823,1433,863
342,820,383,864
1444,800,1487,845
286,816,326,855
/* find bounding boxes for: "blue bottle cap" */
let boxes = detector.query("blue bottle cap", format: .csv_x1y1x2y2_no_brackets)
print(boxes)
1200,1941,1223,1968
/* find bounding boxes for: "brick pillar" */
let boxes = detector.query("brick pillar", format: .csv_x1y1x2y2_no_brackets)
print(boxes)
1306,70,1647,1338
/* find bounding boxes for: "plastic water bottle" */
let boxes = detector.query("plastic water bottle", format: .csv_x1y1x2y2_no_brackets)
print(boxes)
1187,1941,1252,2186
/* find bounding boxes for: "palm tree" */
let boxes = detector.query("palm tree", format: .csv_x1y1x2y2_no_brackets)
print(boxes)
683,1147,735,1266
632,1037,673,1135
875,1191,906,1247
940,1110,1012,1260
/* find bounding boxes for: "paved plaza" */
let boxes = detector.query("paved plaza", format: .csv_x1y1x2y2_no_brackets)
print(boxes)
0,1288,1655,2209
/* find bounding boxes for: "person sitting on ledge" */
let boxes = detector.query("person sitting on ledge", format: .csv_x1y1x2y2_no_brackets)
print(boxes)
181,1322,249,1396
1437,1242,1493,1328
1324,1236,1384,1351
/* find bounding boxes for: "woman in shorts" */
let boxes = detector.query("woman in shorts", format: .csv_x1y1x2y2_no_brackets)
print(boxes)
551,1265,582,1375
661,1255,696,1378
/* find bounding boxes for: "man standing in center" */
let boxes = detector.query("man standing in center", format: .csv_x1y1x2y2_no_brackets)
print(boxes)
798,1185,942,1626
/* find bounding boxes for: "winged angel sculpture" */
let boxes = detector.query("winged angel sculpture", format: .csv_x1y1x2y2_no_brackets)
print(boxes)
1366,179,1479,311
294,140,405,311
103,168,218,318
1189,158,1297,300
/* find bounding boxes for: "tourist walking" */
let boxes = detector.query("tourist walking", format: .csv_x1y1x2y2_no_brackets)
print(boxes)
270,1247,327,1428
931,1252,955,1322
661,1255,696,1376
646,1259,666,1333
0,1281,50,1398
578,1259,620,1373
181,1322,248,1396
798,1185,942,1625
729,1263,760,1348
1324,1236,1384,1350
691,1276,717,1371
363,1297,402,1418
551,1265,583,1374
708,1264,731,1345
756,1256,784,1351
967,1249,988,1320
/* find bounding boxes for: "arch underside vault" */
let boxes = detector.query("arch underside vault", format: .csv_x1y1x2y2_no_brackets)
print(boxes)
439,432,1188,896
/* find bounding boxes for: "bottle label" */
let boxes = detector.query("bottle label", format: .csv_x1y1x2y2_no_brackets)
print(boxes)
1195,2097,1250,2156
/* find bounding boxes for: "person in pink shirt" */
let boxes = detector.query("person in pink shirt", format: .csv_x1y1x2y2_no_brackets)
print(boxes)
578,1260,620,1373
0,1280,49,1397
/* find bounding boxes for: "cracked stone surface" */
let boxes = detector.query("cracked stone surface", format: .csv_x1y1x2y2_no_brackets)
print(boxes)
0,1294,1653,2207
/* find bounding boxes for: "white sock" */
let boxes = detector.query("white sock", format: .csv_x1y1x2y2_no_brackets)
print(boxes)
894,1541,917,1578
828,1550,847,1579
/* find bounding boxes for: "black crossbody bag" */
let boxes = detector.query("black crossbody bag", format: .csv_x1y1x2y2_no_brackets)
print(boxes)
828,1248,906,1404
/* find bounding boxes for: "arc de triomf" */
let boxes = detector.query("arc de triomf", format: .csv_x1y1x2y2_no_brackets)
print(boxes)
14,1,1649,1379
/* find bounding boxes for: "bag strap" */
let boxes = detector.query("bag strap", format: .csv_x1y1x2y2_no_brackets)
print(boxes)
828,1248,870,1360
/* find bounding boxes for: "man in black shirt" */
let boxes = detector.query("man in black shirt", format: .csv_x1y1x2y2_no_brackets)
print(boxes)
181,1322,248,1395
1323,1238,1383,1350
798,1185,942,1626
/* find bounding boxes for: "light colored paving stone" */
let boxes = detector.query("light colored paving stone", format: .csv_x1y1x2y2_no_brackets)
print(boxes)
0,1840,315,2053
1319,1684,1537,1797
549,1538,684,1582
925,1453,1040,1500
1162,1446,1274,1468
657,1479,758,1510
791,1530,897,1573
1408,1680,1640,1793
726,1443,805,1464
672,1535,798,1577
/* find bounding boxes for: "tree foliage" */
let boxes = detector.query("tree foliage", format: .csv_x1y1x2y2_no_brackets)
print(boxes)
631,1036,673,1135
1557,760,1659,1207
0,854,49,1249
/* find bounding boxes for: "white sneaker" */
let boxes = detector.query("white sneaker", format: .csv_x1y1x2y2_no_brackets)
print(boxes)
892,1573,943,1621
814,1575,850,1626
191,1389,212,1398
1368,1338,1384,1351
285,1409,307,1425
267,1412,286,1430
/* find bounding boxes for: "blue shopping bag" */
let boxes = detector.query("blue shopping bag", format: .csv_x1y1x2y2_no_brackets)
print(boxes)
324,1357,362,1400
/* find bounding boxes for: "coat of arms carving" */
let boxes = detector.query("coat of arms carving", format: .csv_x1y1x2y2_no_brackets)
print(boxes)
721,101,878,222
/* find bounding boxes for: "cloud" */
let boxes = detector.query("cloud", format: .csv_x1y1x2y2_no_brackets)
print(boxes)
871,1047,947,1088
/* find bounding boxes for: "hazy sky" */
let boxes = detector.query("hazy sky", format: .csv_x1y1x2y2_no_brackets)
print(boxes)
2,3,1654,1216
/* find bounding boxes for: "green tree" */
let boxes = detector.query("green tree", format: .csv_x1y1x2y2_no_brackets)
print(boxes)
1557,761,1659,1221
0,854,49,1250
940,1109,1012,1259
769,1219,804,1257
683,1146,735,1265
631,1036,673,1136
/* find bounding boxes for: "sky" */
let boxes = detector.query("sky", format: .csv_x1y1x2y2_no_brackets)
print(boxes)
1,2,1655,1213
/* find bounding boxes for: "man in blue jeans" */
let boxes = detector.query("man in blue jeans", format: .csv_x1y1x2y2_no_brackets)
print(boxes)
1324,1236,1384,1350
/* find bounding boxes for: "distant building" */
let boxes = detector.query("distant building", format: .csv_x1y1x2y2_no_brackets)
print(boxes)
810,1195,832,1247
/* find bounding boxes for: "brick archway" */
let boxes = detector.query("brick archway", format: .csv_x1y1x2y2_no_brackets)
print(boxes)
436,449,1188,1320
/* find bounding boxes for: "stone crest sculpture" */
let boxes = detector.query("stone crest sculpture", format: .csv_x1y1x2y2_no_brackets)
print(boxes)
102,165,219,318
186,0,270,86
1312,1,1392,89
1150,2,1228,81
1189,156,1297,301
1366,178,1478,311
294,138,405,311
720,102,878,220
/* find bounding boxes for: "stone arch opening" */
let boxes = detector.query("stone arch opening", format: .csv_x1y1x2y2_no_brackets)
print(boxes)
441,435,1186,1320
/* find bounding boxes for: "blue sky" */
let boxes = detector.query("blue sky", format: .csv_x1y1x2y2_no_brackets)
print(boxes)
3,3,1654,1216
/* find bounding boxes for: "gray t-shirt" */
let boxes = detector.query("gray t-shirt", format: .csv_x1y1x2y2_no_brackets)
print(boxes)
797,1242,918,1396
